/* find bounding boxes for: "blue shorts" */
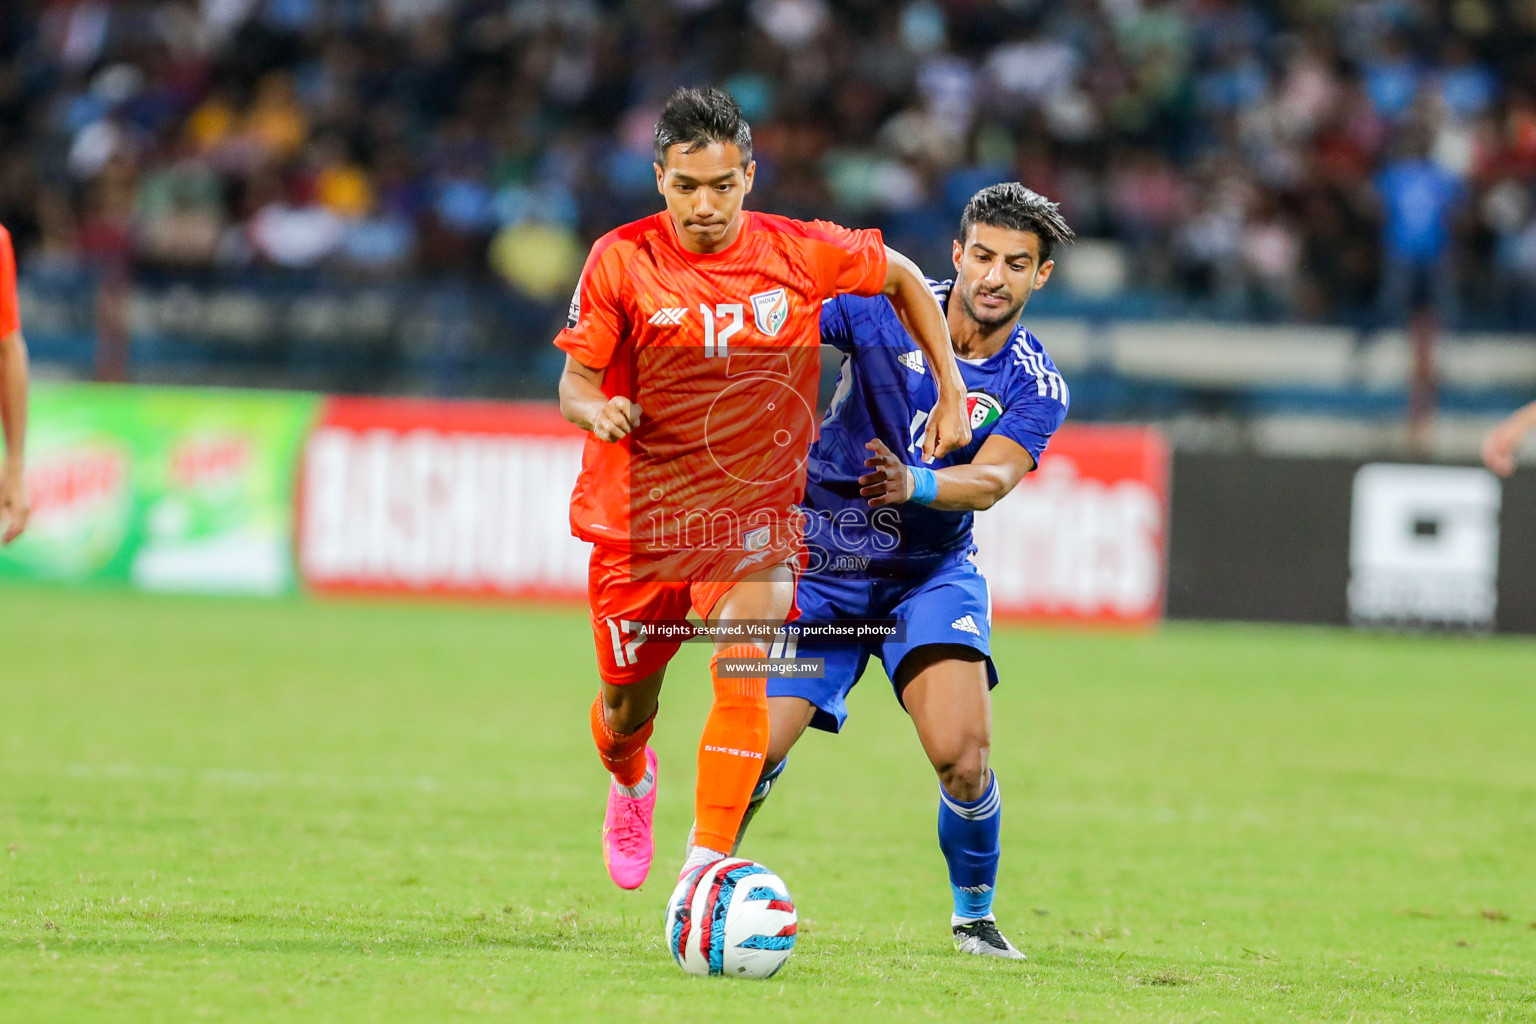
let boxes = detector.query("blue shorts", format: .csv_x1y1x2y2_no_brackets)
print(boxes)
767,552,998,733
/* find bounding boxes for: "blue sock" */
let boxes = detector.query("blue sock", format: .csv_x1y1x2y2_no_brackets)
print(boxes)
937,771,1001,921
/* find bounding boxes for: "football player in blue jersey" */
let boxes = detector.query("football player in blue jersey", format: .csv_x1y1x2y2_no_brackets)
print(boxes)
739,183,1074,959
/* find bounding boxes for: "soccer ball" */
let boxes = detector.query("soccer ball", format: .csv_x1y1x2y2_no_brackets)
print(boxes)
664,858,797,978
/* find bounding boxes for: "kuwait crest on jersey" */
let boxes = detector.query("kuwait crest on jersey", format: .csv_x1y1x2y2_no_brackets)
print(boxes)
750,287,790,337
966,390,1003,431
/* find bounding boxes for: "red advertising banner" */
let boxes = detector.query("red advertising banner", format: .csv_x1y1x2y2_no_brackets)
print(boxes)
972,424,1170,626
298,397,589,599
297,397,1168,625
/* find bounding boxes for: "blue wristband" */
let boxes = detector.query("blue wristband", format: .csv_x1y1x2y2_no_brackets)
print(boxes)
909,466,938,505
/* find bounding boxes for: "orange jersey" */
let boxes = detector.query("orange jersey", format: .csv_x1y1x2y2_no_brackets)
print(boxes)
0,224,18,338
556,210,886,557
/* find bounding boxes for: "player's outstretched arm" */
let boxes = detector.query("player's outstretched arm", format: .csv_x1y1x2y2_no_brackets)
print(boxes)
1482,399,1536,477
558,355,641,443
879,246,970,461
859,436,1034,511
0,326,28,544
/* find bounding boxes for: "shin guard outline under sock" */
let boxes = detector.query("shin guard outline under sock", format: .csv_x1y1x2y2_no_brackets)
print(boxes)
692,644,769,853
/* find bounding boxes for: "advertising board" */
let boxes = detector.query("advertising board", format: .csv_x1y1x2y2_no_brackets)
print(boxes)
298,397,587,599
973,425,1169,625
0,384,317,595
297,399,1169,625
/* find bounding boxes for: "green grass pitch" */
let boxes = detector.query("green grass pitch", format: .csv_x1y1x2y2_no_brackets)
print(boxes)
2,587,1534,1022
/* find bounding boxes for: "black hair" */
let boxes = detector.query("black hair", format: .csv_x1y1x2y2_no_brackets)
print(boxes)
958,182,1075,262
653,87,753,167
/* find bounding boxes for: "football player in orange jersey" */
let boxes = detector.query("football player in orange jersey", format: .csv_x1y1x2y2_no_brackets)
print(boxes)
0,223,29,545
556,87,971,890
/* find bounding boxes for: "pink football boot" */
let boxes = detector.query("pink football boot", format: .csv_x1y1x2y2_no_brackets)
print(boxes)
602,747,657,889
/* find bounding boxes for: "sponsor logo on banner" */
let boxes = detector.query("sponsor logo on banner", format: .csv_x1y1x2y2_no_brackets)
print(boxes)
299,399,587,596
16,443,134,579
169,435,252,488
1348,464,1501,630
29,446,129,525
971,426,1168,626
132,425,294,596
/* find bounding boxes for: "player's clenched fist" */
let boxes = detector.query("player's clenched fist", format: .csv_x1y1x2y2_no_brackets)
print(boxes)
592,396,642,442
921,391,971,462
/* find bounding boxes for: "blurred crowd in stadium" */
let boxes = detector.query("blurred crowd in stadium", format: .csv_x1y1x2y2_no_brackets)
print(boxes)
1,0,1535,329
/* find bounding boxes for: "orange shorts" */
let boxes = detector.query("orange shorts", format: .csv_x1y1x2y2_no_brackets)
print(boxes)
586,542,801,686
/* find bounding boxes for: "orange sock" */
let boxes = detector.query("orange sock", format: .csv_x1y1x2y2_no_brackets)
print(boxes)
590,696,653,788
693,644,769,853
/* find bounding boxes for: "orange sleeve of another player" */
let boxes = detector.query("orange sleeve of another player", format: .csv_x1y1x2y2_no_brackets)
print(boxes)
795,220,887,300
0,226,19,338
553,234,627,370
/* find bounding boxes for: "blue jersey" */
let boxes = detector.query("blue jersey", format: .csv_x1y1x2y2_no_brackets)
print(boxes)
801,279,1069,576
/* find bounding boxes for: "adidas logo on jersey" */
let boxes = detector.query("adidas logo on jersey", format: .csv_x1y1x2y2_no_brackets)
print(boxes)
951,615,981,635
898,349,926,375
648,307,688,326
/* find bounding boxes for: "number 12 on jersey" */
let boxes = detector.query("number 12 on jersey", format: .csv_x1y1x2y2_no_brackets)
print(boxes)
701,303,742,357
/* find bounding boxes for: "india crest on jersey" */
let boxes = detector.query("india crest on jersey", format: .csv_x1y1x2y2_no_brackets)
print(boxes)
966,390,1003,430
750,287,789,337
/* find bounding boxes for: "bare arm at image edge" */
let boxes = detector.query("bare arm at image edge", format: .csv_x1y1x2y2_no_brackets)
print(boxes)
1482,399,1536,477
0,332,28,544
0,227,28,544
